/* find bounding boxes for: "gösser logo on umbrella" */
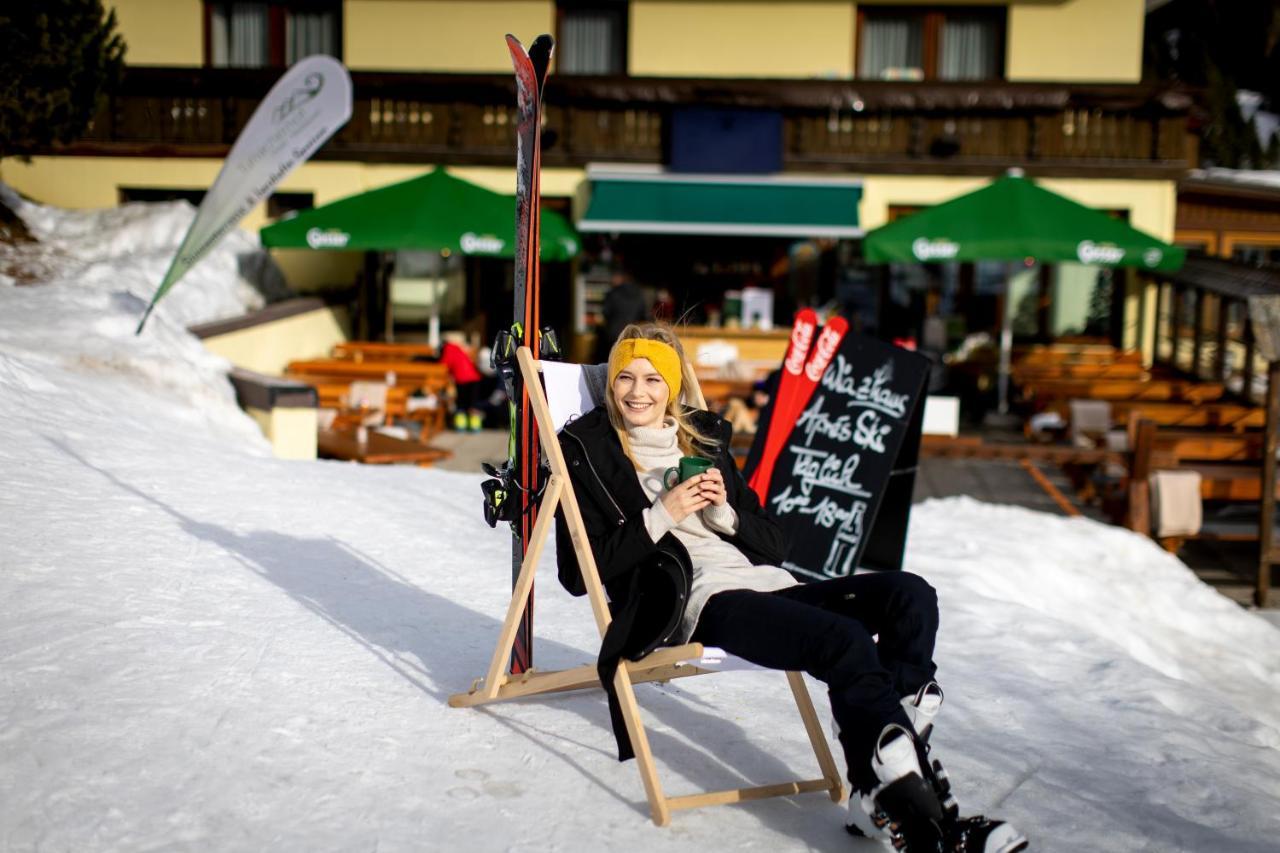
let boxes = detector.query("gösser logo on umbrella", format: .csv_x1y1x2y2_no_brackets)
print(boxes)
911,238,960,261
459,232,505,254
1076,241,1126,265
260,167,578,261
305,228,351,249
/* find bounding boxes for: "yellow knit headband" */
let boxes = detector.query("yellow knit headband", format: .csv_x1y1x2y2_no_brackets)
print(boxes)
608,338,683,400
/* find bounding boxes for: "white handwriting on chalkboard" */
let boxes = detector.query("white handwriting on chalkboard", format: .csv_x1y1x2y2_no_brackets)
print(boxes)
796,394,851,445
852,409,892,454
792,447,869,497
770,486,868,538
822,357,909,418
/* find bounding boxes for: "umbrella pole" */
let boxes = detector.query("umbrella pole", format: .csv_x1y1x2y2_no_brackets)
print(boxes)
997,262,1014,415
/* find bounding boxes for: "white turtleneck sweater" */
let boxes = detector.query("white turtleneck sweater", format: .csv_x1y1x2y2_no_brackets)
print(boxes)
628,418,797,641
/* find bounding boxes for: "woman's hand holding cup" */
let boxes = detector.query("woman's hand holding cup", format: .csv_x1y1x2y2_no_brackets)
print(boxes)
697,467,727,507
661,476,711,523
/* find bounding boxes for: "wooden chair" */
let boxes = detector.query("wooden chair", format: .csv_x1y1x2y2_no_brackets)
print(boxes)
448,347,845,826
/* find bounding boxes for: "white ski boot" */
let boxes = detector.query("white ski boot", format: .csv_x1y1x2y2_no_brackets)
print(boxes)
834,681,944,748
900,681,962,822
902,681,944,741
846,724,944,850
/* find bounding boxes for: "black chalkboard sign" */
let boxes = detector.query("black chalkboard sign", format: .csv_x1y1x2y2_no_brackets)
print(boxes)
745,331,930,581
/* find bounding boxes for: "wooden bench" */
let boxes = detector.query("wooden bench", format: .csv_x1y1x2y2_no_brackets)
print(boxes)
1012,361,1147,381
286,359,451,390
1043,398,1266,432
1126,416,1269,550
1014,344,1138,366
306,382,412,422
294,378,447,440
317,428,452,467
1020,378,1226,406
331,341,437,362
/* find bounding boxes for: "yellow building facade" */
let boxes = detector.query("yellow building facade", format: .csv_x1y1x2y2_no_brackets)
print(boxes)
5,0,1157,228
102,0,1146,83
2,0,1175,358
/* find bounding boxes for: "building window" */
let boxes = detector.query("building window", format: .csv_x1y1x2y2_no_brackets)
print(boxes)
1231,242,1280,268
118,187,207,206
267,191,314,220
206,2,340,68
557,1,627,75
857,6,1004,81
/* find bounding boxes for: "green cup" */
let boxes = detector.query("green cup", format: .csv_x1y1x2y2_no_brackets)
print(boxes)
664,455,714,489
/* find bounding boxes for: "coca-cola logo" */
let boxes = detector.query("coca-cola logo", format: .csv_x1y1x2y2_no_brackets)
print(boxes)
460,232,505,254
305,227,350,249
784,320,815,375
1077,240,1125,265
805,326,842,381
911,237,960,261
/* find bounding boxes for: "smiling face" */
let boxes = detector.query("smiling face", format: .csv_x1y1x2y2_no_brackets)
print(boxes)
611,357,671,430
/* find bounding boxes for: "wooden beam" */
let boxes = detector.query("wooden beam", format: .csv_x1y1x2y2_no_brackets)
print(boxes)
667,778,837,812
1019,459,1081,516
1259,361,1279,607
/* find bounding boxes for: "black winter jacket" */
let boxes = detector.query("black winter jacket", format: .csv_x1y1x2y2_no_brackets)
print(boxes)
554,406,787,760
555,406,786,605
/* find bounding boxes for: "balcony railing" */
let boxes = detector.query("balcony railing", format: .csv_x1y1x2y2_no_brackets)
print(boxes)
65,67,1194,177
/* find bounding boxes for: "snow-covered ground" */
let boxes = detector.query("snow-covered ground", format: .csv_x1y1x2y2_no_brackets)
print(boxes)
2,193,1280,852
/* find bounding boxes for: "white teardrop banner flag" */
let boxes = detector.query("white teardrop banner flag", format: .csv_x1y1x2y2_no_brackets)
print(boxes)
137,55,353,333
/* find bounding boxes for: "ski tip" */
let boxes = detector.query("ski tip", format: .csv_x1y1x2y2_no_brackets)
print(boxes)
530,34,555,76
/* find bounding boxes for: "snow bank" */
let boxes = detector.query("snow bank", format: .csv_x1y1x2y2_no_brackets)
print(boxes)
0,183,272,446
1,181,285,328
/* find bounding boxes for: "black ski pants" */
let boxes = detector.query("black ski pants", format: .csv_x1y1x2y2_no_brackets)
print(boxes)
690,570,939,792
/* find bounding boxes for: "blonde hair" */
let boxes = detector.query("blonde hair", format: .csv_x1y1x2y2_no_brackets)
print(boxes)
604,322,720,468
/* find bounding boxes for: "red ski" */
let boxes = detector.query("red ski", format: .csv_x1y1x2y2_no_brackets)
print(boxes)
747,309,817,498
748,312,849,502
505,33,554,674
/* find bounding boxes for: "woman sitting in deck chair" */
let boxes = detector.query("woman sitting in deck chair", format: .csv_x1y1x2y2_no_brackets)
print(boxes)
553,322,1027,853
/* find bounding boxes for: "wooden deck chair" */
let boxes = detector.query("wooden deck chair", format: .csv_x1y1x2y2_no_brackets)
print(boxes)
449,346,845,826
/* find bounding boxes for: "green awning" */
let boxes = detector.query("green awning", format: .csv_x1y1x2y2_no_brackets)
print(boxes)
579,169,862,238
862,174,1184,272
260,167,579,261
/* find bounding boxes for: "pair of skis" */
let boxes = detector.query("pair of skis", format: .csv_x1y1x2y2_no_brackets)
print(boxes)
747,309,849,502
490,33,554,675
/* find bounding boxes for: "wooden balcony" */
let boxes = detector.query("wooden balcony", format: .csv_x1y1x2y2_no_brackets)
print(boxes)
63,67,1194,178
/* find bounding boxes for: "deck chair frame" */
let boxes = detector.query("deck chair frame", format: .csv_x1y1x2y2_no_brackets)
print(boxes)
448,346,844,826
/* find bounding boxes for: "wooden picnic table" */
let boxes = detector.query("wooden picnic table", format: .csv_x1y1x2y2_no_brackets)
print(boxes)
318,429,451,467
1020,378,1225,404
919,435,1123,466
286,359,451,390
331,342,437,362
1012,362,1147,380
1014,344,1136,365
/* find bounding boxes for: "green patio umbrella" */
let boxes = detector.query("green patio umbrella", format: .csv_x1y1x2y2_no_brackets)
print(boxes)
259,166,579,261
863,174,1183,271
862,173,1185,413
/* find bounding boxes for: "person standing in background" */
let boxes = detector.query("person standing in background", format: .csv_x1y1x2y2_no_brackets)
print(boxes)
594,269,649,363
440,339,484,431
